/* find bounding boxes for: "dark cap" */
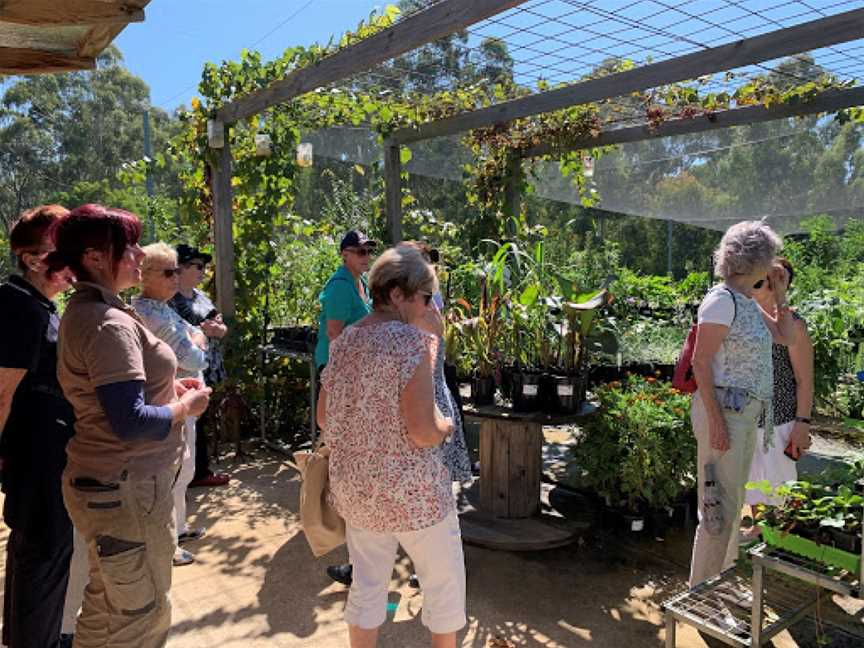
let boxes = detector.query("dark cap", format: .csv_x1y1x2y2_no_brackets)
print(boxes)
339,229,377,251
176,244,212,265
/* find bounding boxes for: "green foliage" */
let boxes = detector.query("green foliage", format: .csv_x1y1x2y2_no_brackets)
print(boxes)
573,375,696,510
749,480,863,539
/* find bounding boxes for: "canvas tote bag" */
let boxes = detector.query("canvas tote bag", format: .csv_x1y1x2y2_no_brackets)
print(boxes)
293,445,345,557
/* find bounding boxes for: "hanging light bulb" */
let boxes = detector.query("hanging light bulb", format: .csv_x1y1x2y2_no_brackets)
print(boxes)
255,132,272,157
582,152,595,179
296,142,314,167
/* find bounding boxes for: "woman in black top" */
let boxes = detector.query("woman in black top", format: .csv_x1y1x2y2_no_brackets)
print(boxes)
0,205,76,648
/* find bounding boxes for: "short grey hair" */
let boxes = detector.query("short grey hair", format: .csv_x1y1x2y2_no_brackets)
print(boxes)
713,220,782,279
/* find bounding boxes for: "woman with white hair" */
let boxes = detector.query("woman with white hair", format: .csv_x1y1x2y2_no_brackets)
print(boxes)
689,221,795,587
132,242,209,566
317,246,465,648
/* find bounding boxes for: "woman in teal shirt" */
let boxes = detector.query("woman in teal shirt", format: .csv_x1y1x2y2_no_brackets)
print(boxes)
315,229,376,370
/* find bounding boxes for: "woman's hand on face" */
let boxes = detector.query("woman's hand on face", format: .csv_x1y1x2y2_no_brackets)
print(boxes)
708,415,731,453
411,302,445,338
770,265,789,308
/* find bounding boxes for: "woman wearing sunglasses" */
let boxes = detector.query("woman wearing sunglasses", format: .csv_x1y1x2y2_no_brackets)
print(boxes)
133,243,209,566
317,246,465,648
688,220,796,590
0,205,77,648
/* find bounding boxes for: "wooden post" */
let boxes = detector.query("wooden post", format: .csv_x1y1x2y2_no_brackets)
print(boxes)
210,126,236,318
384,142,402,244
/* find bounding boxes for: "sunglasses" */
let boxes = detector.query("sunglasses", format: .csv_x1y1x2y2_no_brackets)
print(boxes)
346,247,372,257
753,278,767,290
154,267,181,278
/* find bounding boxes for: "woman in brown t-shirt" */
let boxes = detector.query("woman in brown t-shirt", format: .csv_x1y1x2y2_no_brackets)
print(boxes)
49,204,211,648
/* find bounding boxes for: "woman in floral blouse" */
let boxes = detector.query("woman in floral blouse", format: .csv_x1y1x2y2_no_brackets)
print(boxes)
317,246,465,648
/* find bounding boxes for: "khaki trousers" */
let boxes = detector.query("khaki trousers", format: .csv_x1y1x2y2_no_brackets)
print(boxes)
689,390,761,586
62,466,177,648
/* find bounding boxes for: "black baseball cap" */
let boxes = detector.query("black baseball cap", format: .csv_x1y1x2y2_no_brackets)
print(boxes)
340,229,377,251
176,244,212,265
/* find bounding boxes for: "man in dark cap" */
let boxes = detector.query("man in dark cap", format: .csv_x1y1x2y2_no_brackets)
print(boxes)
315,230,376,587
169,245,230,490
313,230,377,370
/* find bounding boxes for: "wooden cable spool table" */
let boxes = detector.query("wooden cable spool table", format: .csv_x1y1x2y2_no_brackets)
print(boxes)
458,401,596,551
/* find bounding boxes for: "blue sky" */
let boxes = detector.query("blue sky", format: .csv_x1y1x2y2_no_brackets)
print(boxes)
114,0,862,114
116,0,382,112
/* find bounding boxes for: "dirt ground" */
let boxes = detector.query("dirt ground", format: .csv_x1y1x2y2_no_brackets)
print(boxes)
1,450,862,647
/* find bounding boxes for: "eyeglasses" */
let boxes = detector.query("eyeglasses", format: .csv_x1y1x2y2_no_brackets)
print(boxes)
155,267,181,278
753,278,766,290
346,247,372,257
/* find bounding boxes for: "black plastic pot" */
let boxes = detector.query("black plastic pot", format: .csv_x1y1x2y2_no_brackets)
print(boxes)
648,507,674,537
499,364,515,403
546,373,584,414
471,375,496,406
511,371,542,412
829,528,862,554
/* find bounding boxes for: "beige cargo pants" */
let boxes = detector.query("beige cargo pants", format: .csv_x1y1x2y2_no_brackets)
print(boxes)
689,390,761,587
62,467,177,648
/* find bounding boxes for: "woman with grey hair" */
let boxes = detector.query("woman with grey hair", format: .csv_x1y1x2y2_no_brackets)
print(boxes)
689,220,795,588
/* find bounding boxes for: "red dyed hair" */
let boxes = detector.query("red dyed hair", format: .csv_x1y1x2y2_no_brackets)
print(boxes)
46,204,142,281
9,204,70,272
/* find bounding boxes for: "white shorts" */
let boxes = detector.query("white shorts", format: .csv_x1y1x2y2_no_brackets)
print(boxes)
746,420,798,506
345,511,466,634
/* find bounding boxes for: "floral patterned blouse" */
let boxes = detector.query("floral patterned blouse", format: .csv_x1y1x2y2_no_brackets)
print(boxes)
321,320,455,533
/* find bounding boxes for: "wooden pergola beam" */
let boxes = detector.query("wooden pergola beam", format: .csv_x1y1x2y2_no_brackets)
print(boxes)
520,86,864,159
391,7,864,146
215,0,529,124
0,1,145,26
0,46,94,74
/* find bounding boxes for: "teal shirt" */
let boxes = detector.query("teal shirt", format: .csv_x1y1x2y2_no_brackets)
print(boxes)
314,265,372,368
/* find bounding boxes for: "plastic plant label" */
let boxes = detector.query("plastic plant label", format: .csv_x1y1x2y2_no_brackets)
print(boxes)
557,384,574,396
523,384,538,396
631,518,644,532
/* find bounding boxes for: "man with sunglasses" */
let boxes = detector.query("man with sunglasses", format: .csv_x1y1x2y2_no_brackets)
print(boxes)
169,244,231,489
315,230,376,587
313,230,376,372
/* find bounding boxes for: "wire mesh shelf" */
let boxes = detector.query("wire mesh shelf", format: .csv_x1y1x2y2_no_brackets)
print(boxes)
663,568,819,646
749,543,861,600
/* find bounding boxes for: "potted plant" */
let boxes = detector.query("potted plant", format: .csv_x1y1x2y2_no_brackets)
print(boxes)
571,375,696,533
748,479,863,574
546,281,615,414
451,274,503,406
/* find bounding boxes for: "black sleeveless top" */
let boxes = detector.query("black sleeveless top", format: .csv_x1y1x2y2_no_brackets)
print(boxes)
771,313,805,426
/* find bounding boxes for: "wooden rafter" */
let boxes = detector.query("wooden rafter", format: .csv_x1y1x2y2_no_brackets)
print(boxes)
390,7,864,146
521,86,864,159
0,1,145,26
0,46,94,74
215,0,530,124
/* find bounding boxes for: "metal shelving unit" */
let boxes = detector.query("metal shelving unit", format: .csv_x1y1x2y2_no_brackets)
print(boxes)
258,343,318,454
663,568,820,647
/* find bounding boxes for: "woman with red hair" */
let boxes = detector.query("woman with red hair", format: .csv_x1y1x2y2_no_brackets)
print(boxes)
0,205,76,648
50,204,212,647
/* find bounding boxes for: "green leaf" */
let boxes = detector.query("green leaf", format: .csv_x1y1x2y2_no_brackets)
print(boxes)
400,147,412,165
